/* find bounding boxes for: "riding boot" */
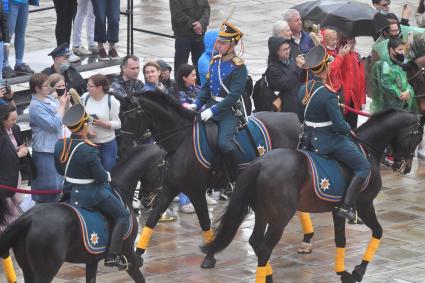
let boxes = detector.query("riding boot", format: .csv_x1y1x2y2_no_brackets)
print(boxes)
104,219,129,270
336,176,365,224
223,151,239,182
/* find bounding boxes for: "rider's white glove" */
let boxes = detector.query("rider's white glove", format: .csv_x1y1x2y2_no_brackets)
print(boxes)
201,108,214,121
187,103,198,111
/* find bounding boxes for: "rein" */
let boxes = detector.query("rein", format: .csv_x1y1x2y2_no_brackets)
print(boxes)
0,184,61,195
152,122,194,144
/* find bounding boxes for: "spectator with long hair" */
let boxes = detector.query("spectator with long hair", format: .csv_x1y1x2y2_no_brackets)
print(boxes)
81,74,121,171
175,64,200,105
29,73,69,203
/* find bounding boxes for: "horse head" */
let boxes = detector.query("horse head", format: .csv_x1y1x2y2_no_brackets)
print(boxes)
406,34,425,115
388,110,424,174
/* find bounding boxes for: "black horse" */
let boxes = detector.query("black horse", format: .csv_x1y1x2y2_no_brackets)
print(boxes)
0,144,166,283
201,108,423,283
118,90,300,268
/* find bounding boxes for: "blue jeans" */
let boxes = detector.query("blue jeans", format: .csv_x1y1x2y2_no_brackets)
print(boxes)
97,138,118,172
4,3,28,67
91,0,120,44
31,151,63,203
179,193,191,206
0,41,3,84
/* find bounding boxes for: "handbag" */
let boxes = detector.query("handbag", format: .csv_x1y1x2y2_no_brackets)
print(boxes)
253,70,281,112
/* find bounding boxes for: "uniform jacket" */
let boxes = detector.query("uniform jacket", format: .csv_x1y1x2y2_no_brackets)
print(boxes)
42,65,87,95
170,0,210,40
194,54,248,121
54,137,110,208
298,80,352,155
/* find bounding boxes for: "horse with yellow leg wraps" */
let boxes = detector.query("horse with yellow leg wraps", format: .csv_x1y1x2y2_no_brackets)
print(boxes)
202,107,423,283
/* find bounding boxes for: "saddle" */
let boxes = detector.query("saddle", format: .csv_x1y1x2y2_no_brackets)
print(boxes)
193,116,272,170
300,147,370,202
62,203,133,255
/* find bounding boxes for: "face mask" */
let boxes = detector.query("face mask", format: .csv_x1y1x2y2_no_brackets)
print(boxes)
394,53,405,63
59,62,70,72
56,88,66,96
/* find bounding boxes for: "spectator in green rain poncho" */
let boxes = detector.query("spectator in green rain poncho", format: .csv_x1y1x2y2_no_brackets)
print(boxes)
370,37,418,113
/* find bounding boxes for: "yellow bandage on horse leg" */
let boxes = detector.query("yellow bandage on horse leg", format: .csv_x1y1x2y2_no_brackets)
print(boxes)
265,261,273,276
363,237,381,262
298,211,314,234
136,227,153,250
2,256,17,283
335,247,345,273
255,266,268,283
203,229,214,244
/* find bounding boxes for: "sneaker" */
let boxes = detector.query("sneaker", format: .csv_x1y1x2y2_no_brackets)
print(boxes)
98,48,110,61
2,66,16,78
108,48,120,60
69,53,81,63
89,45,98,54
206,193,217,205
14,63,34,76
179,203,195,214
72,46,92,56
159,209,177,223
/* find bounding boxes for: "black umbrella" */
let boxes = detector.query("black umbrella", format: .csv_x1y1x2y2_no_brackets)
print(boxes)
292,0,377,38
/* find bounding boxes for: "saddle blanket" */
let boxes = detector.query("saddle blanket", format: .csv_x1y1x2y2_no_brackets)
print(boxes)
193,116,272,169
300,150,370,202
66,204,133,254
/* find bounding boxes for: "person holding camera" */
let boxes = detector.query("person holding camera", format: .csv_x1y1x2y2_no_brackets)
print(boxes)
29,73,69,203
81,74,121,171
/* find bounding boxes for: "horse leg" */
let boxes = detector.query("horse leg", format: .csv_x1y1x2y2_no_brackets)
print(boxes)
86,262,98,283
189,191,215,268
135,186,178,262
297,211,314,254
122,244,146,283
248,212,273,283
332,210,355,283
254,223,285,283
351,203,382,282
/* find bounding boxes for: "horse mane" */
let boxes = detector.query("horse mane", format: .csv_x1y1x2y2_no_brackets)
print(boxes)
356,108,416,134
136,90,196,121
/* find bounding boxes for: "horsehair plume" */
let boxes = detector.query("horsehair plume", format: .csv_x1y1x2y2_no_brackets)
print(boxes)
69,88,81,105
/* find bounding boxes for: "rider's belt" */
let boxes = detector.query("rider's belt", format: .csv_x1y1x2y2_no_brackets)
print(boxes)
65,177,95,184
305,121,333,128
211,95,224,102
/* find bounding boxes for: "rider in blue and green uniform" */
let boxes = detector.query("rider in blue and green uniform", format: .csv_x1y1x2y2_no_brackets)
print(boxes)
54,104,130,269
297,45,371,224
189,20,248,181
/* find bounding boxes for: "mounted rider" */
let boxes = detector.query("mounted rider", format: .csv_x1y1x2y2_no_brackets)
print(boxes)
53,104,130,269
188,20,248,181
297,45,371,224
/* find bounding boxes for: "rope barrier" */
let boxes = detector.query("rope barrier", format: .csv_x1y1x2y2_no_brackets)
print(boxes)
0,184,61,195
340,103,372,118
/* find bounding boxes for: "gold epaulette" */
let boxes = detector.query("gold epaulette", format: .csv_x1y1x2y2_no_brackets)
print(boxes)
212,54,222,60
231,56,244,66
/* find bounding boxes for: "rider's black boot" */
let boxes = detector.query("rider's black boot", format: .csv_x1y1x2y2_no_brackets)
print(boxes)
104,253,128,270
336,176,365,224
223,151,239,182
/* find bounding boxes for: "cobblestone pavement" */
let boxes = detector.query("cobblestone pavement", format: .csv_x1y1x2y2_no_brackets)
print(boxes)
2,0,425,282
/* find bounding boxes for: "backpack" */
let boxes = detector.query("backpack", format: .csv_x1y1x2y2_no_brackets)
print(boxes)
252,71,281,112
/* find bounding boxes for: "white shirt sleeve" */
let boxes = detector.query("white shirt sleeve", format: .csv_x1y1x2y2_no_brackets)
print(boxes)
109,95,121,130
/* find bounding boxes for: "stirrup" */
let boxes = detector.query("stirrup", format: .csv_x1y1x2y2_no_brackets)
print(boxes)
104,254,130,271
336,207,363,225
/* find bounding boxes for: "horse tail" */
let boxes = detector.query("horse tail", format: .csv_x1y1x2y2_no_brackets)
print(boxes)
202,162,262,255
0,213,32,257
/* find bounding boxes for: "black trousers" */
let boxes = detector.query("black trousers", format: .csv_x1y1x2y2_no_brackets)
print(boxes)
53,0,78,46
174,37,204,84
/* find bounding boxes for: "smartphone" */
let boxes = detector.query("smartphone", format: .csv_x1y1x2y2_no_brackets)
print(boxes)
4,79,11,96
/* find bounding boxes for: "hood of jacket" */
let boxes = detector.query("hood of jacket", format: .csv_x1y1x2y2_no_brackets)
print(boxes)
204,30,219,55
268,36,291,64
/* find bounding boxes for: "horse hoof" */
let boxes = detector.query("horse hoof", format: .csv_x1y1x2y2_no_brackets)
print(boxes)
265,275,273,283
297,242,312,254
352,264,365,282
135,248,145,267
340,271,355,283
200,257,216,269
